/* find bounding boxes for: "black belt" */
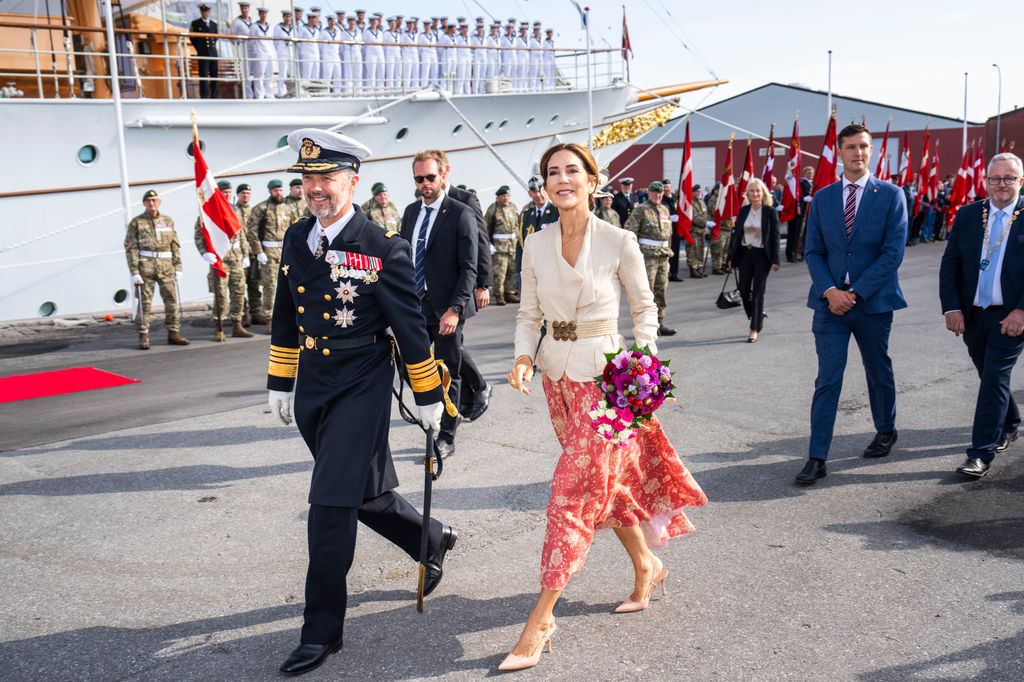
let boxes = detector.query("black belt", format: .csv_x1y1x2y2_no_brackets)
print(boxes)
302,333,382,352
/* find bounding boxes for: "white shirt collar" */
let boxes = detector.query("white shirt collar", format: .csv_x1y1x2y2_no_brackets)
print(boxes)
990,198,1018,219
310,205,356,252
842,172,871,191
420,189,446,211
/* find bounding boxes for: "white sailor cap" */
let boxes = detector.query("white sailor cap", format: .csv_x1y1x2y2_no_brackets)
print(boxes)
355,8,366,13
533,21,542,28
620,177,635,184
545,28,553,34
372,12,383,18
519,22,528,28
257,7,269,13
475,16,485,24
287,129,371,174
281,9,292,15
406,17,417,24
387,16,397,22
422,18,432,24
309,6,320,14
238,1,250,6
335,10,345,15
293,6,303,12
457,16,466,22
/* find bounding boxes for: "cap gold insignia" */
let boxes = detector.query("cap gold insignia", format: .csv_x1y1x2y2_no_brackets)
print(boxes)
299,138,321,160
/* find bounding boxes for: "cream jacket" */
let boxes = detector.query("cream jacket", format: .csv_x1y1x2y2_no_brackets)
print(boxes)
514,214,659,381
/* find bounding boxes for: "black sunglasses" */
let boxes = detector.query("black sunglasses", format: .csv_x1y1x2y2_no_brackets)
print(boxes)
414,174,437,184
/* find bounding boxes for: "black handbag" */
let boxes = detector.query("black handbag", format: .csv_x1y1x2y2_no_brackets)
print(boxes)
715,271,742,309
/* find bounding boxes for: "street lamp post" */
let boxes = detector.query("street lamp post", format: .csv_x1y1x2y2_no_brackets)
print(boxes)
993,63,1002,154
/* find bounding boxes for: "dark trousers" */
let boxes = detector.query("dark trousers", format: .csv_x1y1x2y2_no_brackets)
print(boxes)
785,220,802,262
963,306,1024,463
669,231,682,277
197,56,218,98
809,306,896,460
459,347,486,410
422,297,463,443
736,247,771,332
302,491,443,644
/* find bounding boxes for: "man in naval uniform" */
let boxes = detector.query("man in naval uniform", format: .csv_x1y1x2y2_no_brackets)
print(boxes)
272,9,296,98
194,180,254,341
229,1,254,98
400,17,419,89
296,8,320,84
517,175,558,286
189,3,219,99
542,28,556,90
382,16,402,93
362,13,385,92
268,129,458,676
342,15,363,93
318,13,342,94
249,7,276,99
124,190,190,349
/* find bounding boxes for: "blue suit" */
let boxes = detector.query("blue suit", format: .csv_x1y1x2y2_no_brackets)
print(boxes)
939,197,1024,463
803,175,908,459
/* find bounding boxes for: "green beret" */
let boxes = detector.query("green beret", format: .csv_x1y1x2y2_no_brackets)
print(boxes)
648,181,664,192
217,180,232,191
495,185,510,196
289,178,303,187
268,179,283,189
142,189,158,200
371,181,387,196
237,183,251,192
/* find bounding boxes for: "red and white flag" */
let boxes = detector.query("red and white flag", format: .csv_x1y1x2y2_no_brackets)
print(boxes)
193,123,242,279
738,139,755,206
621,8,632,60
947,145,971,223
965,142,977,202
914,127,931,216
897,129,913,187
811,113,837,196
874,120,891,182
927,140,940,203
779,118,801,224
713,136,738,240
973,145,987,200
676,120,694,243
761,123,776,188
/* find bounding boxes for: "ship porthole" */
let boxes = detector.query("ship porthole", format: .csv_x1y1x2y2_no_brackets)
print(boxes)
451,124,462,136
549,114,559,125
498,119,509,131
483,120,494,132
113,289,129,306
276,135,288,148
77,144,99,166
525,116,535,128
187,139,206,158
39,301,57,317
395,127,409,141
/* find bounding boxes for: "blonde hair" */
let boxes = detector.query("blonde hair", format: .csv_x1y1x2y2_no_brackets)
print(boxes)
746,178,773,207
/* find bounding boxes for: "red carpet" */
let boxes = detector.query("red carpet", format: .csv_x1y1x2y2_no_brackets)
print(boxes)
0,366,139,403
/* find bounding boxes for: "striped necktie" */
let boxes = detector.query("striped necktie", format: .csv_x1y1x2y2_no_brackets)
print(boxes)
414,206,433,298
844,183,858,238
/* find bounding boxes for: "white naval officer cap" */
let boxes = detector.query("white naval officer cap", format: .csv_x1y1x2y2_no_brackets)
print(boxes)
287,129,372,174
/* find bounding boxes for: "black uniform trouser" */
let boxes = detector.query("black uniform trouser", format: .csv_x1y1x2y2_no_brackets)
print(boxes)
197,55,218,99
459,348,485,410
963,306,1024,464
737,247,771,332
785,220,801,261
421,297,463,443
669,231,682,277
303,491,444,644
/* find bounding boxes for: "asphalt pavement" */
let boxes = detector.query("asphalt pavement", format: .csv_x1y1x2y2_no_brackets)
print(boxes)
1,243,1022,681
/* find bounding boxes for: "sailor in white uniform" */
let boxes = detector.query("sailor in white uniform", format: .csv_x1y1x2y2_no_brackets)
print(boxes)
249,7,276,99
401,17,419,90
515,23,530,90
452,21,472,95
417,18,438,87
319,15,342,93
528,22,544,92
382,16,402,93
230,2,255,98
470,20,487,94
485,22,501,85
436,22,454,90
499,20,516,87
362,13,385,92
272,10,295,97
342,16,363,94
543,28,556,91
296,9,320,82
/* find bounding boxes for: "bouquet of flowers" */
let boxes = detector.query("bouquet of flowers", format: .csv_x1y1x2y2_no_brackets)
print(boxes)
588,344,675,445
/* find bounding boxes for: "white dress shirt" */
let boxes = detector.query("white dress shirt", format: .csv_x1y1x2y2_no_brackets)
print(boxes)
307,205,355,253
973,201,1015,308
743,206,763,248
410,190,446,290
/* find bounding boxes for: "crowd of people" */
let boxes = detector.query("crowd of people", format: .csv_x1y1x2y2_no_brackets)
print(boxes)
188,2,559,99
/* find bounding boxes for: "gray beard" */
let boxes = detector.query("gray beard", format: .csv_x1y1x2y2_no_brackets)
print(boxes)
311,198,340,221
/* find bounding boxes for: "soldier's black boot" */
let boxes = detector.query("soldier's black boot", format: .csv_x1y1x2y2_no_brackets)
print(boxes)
213,320,225,342
167,330,190,345
138,332,150,350
232,320,254,338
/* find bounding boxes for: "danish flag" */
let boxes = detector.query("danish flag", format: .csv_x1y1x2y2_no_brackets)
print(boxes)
193,122,242,279
676,120,694,243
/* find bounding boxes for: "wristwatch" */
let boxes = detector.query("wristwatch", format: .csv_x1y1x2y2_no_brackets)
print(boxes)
451,304,463,315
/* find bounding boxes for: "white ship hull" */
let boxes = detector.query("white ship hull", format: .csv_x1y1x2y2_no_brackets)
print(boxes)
0,86,636,321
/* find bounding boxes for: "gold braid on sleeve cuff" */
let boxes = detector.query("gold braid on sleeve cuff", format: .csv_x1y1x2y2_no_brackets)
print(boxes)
406,355,458,417
268,345,300,378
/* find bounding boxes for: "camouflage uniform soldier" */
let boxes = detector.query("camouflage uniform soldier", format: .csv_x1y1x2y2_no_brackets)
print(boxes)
234,183,264,325
247,179,299,329
194,180,255,341
286,177,310,218
594,190,620,227
687,183,710,277
360,181,402,232
124,189,190,349
624,181,676,336
484,185,519,305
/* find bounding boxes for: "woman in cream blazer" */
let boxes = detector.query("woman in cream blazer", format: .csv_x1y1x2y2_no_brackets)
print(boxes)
500,144,707,672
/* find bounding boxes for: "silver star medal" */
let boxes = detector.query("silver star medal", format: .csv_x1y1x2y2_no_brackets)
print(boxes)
332,307,356,328
335,280,359,304
330,264,343,282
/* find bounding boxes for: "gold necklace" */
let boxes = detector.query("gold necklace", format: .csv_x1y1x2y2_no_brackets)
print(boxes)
562,222,586,246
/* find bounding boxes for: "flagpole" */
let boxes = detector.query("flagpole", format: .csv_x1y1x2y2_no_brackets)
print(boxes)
585,5,593,150
826,50,832,119
993,63,1002,155
622,4,630,82
962,72,968,155
102,0,131,225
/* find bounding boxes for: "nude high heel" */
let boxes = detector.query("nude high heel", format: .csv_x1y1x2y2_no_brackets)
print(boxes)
615,558,669,613
497,621,557,672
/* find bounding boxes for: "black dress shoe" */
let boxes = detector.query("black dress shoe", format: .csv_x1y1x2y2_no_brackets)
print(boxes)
863,430,898,458
996,430,1019,453
423,525,458,596
955,457,991,478
669,275,684,282
279,639,343,676
435,438,455,460
466,383,493,421
657,325,677,336
795,459,827,485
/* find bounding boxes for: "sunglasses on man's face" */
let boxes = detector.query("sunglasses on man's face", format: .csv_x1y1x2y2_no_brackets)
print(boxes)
414,174,438,184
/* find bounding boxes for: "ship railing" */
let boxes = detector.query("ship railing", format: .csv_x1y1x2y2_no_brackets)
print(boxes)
0,19,625,100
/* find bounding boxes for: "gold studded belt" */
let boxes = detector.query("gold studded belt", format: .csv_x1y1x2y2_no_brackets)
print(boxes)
548,319,618,342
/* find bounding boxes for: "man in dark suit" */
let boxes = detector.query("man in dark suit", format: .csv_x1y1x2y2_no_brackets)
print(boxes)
402,150,479,459
612,177,640,226
796,124,908,485
189,3,219,99
940,153,1024,477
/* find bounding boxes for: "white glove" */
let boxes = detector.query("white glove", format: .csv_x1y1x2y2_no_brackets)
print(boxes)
175,271,184,281
417,402,443,434
269,390,294,425
803,196,813,203
489,243,497,255
669,214,679,223
202,252,218,265
257,253,269,265
131,274,143,285
242,257,250,269
706,220,716,228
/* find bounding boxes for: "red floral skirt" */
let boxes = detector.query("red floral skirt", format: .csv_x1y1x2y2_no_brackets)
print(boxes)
539,375,707,590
